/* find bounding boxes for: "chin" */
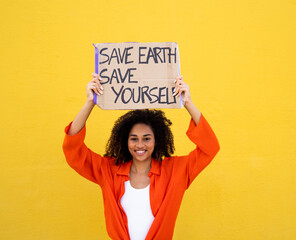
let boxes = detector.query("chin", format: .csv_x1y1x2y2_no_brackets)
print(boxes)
133,155,152,162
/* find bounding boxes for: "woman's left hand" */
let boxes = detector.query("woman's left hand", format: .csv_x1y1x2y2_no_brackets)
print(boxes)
173,76,192,106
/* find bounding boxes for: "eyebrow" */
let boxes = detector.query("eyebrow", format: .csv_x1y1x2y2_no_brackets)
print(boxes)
129,134,153,137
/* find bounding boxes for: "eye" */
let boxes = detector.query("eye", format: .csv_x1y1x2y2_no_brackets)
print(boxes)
144,137,151,141
129,137,137,141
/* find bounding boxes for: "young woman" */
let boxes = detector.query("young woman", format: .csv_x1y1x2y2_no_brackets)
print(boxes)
63,73,220,240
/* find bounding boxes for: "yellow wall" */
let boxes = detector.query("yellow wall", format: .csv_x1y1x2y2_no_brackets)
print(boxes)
0,0,295,239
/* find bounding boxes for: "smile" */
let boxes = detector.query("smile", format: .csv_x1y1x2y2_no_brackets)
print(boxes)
135,150,146,155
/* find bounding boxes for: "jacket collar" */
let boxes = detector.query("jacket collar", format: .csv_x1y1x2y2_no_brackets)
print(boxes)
116,158,161,176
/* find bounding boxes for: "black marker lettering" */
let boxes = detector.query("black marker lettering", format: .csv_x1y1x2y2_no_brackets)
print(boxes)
141,86,152,103
125,47,134,64
99,69,109,85
109,48,119,65
111,85,124,103
167,87,177,104
110,69,119,84
121,88,133,104
146,47,157,64
158,87,166,103
168,47,177,63
139,47,147,64
117,68,130,83
128,68,137,83
132,87,141,103
118,48,126,63
99,48,109,64
162,47,169,63
153,47,163,63
149,87,158,103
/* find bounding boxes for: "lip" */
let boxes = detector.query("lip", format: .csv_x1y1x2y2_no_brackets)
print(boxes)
134,150,147,156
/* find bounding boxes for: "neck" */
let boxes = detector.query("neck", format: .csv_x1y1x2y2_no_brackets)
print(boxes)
131,159,151,174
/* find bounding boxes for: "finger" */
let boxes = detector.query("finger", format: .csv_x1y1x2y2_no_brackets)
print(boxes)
90,83,103,95
174,84,183,94
89,85,100,95
176,81,184,87
92,73,103,82
92,81,103,94
92,73,99,79
96,79,103,90
89,83,99,93
175,76,183,82
173,86,179,93
177,86,188,97
173,87,180,96
174,85,186,97
89,82,98,89
96,83,103,94
89,79,102,89
89,82,97,88
174,79,184,87
95,79,103,90
177,89,184,97
174,79,181,86
89,79,103,92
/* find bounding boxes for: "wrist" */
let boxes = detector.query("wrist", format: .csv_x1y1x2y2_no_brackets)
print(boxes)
86,99,96,108
183,98,193,108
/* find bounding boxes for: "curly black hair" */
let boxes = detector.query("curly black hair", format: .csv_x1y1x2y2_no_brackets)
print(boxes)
104,109,175,165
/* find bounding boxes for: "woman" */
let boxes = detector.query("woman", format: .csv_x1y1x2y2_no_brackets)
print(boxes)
63,73,220,240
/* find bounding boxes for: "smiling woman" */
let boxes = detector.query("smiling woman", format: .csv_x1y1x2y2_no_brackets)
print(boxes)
62,73,220,240
128,123,155,163
105,109,174,165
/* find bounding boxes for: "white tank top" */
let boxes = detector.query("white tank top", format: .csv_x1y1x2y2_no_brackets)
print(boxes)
120,180,155,240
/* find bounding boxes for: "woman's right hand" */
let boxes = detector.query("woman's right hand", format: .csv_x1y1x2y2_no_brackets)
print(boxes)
87,73,104,102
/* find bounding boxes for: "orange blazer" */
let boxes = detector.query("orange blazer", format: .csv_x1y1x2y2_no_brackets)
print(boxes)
63,114,220,239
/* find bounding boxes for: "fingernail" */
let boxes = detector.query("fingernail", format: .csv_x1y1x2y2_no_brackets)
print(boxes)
100,86,103,90
100,91,103,94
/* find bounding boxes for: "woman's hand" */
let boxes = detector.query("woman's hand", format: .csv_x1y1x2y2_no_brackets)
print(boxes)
173,76,192,106
87,73,104,102
173,76,201,125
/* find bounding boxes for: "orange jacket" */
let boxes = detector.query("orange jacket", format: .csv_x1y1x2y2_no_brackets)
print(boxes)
63,115,220,240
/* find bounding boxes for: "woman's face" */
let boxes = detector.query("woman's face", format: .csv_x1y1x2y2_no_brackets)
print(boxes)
128,123,155,163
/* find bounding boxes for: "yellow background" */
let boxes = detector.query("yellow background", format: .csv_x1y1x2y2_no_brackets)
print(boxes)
0,0,295,239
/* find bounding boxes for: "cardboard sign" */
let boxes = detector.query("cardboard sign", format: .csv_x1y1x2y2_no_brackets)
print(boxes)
93,42,181,110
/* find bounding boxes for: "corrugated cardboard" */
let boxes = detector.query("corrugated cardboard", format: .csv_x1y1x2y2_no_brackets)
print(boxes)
93,42,181,110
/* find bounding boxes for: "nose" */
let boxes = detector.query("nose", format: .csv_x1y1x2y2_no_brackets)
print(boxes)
136,140,144,148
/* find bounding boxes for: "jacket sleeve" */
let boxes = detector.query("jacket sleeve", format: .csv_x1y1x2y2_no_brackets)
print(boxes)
181,114,220,188
62,122,108,187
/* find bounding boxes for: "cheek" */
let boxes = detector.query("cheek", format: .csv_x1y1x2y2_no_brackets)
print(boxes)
127,141,133,151
149,141,156,151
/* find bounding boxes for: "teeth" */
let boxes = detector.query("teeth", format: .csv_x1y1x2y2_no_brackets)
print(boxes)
136,150,145,154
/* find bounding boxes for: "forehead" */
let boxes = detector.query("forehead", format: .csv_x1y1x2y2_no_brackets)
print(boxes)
129,123,154,136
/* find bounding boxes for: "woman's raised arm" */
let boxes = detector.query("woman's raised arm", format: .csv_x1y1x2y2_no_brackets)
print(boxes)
173,76,201,125
68,73,103,136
